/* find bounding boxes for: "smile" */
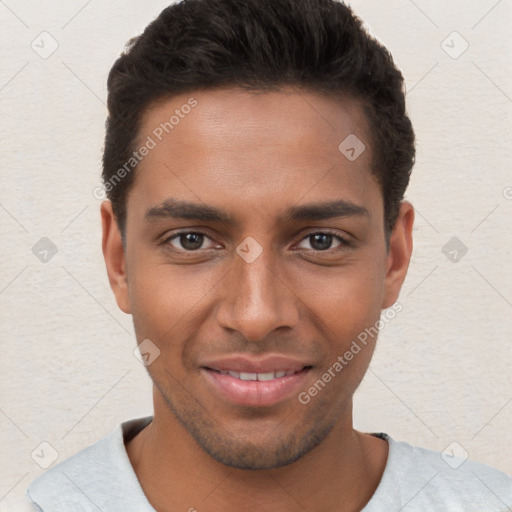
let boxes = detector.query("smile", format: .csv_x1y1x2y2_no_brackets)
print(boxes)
209,369,301,381
201,366,312,407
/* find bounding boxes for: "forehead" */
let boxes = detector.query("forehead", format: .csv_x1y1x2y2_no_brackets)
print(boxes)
128,87,382,224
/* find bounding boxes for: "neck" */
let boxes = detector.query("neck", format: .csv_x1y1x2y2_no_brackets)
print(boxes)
126,391,388,512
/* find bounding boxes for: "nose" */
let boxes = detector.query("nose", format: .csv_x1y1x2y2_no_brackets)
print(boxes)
216,246,300,342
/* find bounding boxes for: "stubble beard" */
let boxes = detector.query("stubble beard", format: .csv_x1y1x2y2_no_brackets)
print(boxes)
152,376,341,470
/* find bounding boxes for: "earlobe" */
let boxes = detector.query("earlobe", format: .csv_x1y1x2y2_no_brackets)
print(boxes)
101,201,131,314
382,202,414,309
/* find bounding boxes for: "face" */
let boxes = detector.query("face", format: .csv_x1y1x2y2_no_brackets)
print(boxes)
102,87,413,470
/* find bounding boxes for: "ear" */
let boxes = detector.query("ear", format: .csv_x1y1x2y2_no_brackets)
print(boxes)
382,201,414,309
101,200,131,314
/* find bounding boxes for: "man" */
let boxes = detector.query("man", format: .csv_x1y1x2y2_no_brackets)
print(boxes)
26,0,512,510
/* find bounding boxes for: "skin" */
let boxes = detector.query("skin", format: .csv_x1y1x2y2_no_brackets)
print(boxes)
101,86,414,512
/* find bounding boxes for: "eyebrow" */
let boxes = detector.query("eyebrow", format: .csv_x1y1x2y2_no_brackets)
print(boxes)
145,198,369,224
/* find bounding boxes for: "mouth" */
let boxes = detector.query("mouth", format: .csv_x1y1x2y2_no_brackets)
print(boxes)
199,356,313,407
205,368,309,381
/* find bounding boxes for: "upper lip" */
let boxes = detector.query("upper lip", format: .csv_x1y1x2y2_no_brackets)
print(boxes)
200,355,312,373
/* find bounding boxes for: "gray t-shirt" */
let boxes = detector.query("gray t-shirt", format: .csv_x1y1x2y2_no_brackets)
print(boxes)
26,416,512,511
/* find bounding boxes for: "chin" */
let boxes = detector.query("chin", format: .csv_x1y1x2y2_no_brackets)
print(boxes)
173,405,337,470
153,370,344,470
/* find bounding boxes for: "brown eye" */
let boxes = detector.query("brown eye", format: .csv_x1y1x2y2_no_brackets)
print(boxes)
297,232,345,251
164,231,217,251
310,233,333,251
178,233,204,250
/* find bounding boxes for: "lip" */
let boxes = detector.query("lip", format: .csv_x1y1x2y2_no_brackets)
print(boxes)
200,354,310,374
200,355,312,407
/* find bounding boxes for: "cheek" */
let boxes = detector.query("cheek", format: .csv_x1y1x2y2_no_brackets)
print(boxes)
301,262,386,340
299,264,386,396
127,259,221,343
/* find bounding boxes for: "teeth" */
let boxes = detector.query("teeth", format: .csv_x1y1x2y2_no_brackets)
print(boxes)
239,372,257,381
218,370,299,381
257,372,276,381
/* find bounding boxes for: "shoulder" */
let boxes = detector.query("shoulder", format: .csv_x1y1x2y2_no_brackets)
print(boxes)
365,434,512,511
26,417,154,512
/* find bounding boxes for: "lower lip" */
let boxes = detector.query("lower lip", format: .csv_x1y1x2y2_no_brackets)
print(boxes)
200,368,311,407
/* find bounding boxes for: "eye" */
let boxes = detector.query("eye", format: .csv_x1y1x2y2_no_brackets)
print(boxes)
296,232,347,251
164,231,218,251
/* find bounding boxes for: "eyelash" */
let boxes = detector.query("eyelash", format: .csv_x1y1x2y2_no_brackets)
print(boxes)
161,230,350,252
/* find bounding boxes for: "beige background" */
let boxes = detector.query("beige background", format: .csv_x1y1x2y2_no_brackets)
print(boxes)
1,0,511,510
